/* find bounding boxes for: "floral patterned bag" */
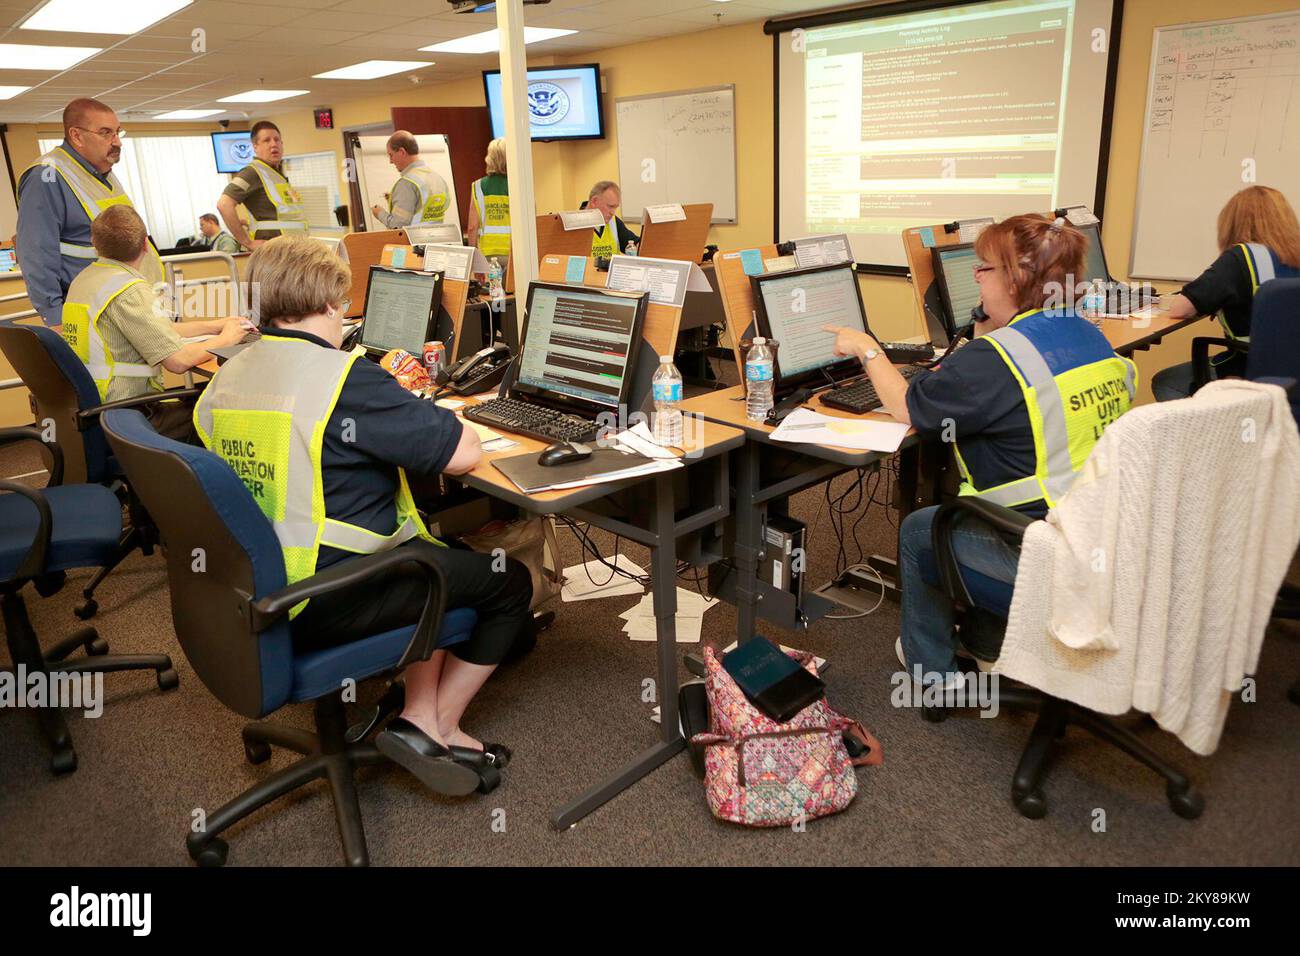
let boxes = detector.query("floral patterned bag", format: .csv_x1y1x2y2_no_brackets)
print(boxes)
690,645,881,827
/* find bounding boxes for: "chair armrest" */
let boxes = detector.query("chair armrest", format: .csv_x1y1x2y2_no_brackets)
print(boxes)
246,546,447,671
76,385,207,431
1191,337,1248,391
931,497,1034,607
0,478,52,581
0,425,64,486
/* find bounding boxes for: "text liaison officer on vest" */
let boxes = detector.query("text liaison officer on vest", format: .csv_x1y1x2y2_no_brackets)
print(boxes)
823,215,1137,688
370,130,451,230
216,121,307,249
15,97,164,326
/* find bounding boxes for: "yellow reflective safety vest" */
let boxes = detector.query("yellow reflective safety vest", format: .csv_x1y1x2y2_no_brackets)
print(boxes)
246,159,308,235
590,221,617,259
472,175,511,257
61,260,163,401
193,336,442,617
1225,242,1300,343
24,146,164,286
953,308,1137,511
395,160,449,225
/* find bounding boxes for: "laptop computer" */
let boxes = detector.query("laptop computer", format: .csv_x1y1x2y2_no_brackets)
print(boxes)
463,282,649,444
357,265,444,357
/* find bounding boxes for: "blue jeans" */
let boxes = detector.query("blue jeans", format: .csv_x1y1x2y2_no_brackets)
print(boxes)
897,505,1022,679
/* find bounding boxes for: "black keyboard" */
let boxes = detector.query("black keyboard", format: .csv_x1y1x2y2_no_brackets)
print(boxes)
464,397,599,443
820,365,924,415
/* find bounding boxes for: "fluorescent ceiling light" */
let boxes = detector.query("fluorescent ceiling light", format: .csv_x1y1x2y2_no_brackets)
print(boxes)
217,90,309,103
420,27,576,54
313,60,434,80
0,43,101,70
155,108,223,119
21,0,192,34
0,86,30,100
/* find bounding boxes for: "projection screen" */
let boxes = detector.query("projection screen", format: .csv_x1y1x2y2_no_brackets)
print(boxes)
773,0,1122,270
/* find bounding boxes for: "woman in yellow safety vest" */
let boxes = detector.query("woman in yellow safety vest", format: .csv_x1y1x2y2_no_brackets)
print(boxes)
824,214,1137,688
467,138,510,260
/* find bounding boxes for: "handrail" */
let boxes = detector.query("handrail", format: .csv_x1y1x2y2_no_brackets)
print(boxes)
162,249,244,318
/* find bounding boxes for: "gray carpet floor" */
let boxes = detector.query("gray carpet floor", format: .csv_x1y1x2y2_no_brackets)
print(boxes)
2,442,1298,867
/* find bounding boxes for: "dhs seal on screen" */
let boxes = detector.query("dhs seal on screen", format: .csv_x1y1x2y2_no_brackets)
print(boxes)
528,81,571,126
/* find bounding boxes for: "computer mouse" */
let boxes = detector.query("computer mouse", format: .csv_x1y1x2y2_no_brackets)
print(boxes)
538,441,592,467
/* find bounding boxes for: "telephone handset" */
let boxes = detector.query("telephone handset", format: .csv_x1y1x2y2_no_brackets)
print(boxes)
445,345,512,396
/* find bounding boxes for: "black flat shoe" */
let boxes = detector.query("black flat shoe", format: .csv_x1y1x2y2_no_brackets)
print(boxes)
449,742,512,770
375,719,482,797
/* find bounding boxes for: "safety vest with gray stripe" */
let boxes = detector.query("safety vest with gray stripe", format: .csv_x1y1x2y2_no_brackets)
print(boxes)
245,159,308,235
61,260,161,402
192,336,441,617
22,147,164,286
394,160,450,225
472,176,511,257
1228,242,1300,343
953,309,1137,511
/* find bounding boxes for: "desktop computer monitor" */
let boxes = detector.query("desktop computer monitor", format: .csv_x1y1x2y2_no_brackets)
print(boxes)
1076,222,1111,285
514,282,648,417
359,266,443,356
750,263,871,396
931,243,984,338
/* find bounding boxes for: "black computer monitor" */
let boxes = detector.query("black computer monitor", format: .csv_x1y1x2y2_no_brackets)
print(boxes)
514,282,648,418
1076,222,1111,285
751,263,871,396
931,243,984,338
358,266,443,356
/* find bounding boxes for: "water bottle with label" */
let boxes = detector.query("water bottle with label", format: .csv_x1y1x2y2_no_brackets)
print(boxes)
624,239,638,257
1080,282,1107,326
652,356,683,447
488,257,505,312
745,337,775,422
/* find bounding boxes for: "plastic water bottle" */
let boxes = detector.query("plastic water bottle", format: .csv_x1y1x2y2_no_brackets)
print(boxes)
624,239,638,257
487,257,505,313
652,355,683,447
1080,282,1107,326
745,337,775,422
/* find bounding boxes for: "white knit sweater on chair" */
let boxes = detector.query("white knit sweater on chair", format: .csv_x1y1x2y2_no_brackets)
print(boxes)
997,380,1300,755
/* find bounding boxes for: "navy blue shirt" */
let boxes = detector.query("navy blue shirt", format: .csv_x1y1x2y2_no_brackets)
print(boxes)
261,327,464,569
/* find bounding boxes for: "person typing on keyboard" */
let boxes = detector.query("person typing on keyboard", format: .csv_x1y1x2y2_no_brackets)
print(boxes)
824,214,1137,691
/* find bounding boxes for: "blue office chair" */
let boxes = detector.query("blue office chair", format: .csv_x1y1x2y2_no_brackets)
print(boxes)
925,497,1205,821
101,409,478,866
1,427,177,775
0,322,203,619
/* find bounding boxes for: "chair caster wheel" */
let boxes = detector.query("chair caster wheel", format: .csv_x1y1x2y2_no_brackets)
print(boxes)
1014,789,1047,819
156,668,180,691
191,838,228,867
87,636,109,656
1167,784,1204,820
74,599,97,620
51,748,78,775
922,705,947,723
243,738,272,765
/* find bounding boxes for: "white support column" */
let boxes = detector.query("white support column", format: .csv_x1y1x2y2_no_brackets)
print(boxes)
496,0,538,329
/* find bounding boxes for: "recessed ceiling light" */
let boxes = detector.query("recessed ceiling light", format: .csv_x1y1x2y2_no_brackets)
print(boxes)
313,60,434,80
420,27,576,55
0,43,101,70
21,0,192,34
217,90,309,103
0,86,30,100
155,108,223,119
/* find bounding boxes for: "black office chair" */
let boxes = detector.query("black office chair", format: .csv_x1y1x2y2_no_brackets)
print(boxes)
0,322,203,619
1,427,177,774
101,409,480,866
1244,277,1300,706
926,497,1205,821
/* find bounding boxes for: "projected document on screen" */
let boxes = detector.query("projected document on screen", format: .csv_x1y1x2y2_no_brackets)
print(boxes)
778,0,1117,267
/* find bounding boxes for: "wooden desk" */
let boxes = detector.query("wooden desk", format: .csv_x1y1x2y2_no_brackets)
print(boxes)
1100,309,1203,356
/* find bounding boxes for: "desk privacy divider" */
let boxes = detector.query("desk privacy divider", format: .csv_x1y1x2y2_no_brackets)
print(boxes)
637,202,713,262
342,230,405,319
712,243,781,374
378,244,472,360
902,222,980,347
535,213,602,263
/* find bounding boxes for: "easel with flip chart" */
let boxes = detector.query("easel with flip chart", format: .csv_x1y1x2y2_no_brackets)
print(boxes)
378,242,484,361
637,203,713,262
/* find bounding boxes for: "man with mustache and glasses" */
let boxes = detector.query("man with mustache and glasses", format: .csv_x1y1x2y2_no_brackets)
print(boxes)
16,97,163,326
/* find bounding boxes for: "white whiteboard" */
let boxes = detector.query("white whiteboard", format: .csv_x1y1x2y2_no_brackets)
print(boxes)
1131,11,1300,280
356,133,460,235
615,85,736,224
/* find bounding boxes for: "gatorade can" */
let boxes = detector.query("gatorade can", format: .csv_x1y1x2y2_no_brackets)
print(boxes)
423,340,446,376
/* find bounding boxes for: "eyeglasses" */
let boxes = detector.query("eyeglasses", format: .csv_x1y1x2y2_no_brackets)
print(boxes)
973,262,996,277
74,126,125,141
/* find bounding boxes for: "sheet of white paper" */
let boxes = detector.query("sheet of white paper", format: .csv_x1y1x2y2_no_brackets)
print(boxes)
559,209,604,230
643,203,686,224
957,218,994,243
435,398,465,410
793,233,852,268
542,458,681,491
617,421,678,460
769,407,909,453
1063,206,1099,227
605,255,690,308
561,555,645,602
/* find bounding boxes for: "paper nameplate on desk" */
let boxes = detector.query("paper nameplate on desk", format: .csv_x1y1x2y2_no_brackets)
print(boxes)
606,255,698,309
405,223,461,246
643,203,686,224
559,209,605,231
793,233,853,268
957,218,994,243
1061,205,1099,228
420,244,475,281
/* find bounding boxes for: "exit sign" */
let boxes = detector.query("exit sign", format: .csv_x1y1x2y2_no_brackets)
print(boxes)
313,107,334,130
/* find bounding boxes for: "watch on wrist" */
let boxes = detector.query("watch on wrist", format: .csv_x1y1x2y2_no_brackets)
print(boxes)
863,347,881,362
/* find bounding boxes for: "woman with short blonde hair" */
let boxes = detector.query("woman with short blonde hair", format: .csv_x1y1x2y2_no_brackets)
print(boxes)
246,235,351,325
468,139,510,258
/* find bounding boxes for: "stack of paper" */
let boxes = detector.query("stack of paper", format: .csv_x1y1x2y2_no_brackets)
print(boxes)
459,416,518,452
561,555,645,602
769,407,909,452
620,587,718,643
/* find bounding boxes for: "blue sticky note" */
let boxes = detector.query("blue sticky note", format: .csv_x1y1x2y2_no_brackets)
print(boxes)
740,248,764,275
391,247,407,268
918,227,935,248
565,255,587,283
